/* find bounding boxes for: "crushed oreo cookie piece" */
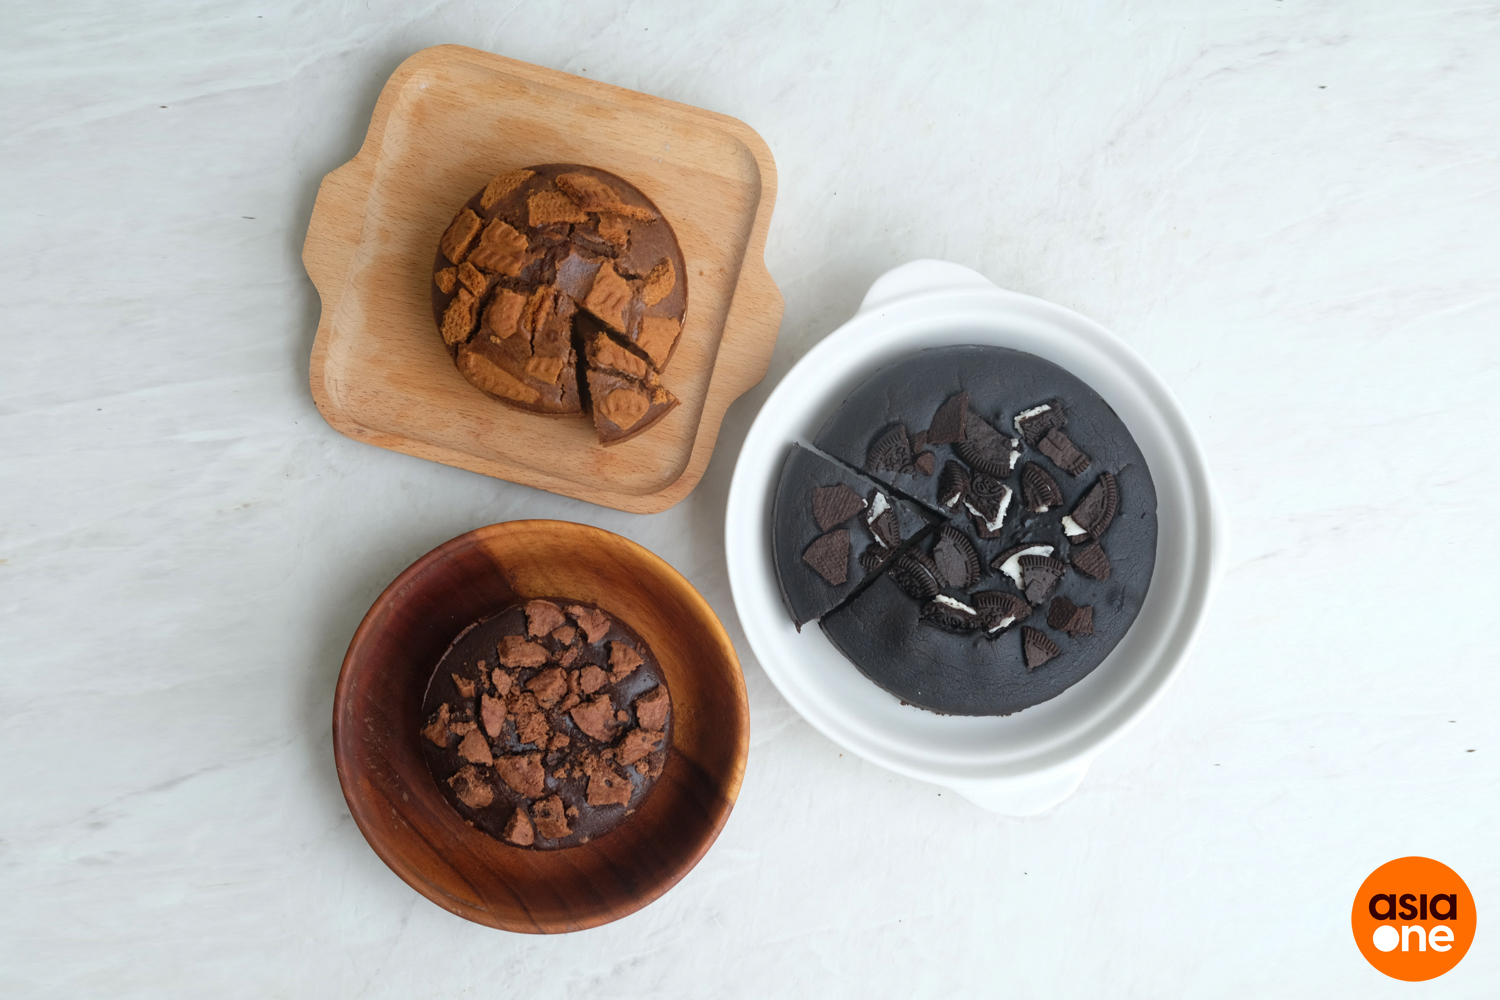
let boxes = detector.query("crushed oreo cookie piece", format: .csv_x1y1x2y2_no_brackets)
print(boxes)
932,525,981,589
1017,554,1068,605
955,413,1020,478
858,547,885,574
963,473,1014,539
1038,428,1091,476
973,591,1032,636
1013,400,1066,446
926,391,969,445
888,550,942,600
1062,472,1118,541
812,483,867,531
1020,462,1063,513
867,424,915,474
993,543,1056,587
937,461,970,510
1021,626,1060,670
1047,597,1094,636
1070,541,1112,580
921,595,981,632
865,492,903,549
802,529,851,586
913,451,935,476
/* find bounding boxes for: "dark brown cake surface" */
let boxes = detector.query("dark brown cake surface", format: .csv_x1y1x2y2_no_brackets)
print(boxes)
418,598,672,850
431,164,687,442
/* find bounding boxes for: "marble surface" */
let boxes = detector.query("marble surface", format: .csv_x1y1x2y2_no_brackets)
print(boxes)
3,2,1497,996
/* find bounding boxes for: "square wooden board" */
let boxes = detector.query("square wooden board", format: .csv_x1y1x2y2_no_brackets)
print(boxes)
303,45,782,512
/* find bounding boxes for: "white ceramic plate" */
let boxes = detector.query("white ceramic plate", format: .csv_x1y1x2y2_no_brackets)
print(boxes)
725,261,1226,814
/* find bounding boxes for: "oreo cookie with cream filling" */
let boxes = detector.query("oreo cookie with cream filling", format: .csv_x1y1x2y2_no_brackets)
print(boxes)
1062,472,1119,542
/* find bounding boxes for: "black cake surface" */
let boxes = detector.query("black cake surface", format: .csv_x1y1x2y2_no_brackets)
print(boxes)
771,345,1157,716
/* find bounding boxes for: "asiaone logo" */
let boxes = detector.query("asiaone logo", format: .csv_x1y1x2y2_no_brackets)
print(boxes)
1352,857,1476,981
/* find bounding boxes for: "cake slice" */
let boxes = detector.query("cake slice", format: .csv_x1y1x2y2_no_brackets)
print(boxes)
771,444,934,629
585,367,679,445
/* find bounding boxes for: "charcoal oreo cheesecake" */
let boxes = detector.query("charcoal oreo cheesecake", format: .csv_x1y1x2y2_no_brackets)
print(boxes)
769,345,1156,716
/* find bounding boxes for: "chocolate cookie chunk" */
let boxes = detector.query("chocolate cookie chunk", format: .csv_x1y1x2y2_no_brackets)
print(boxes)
418,599,672,850
430,164,687,444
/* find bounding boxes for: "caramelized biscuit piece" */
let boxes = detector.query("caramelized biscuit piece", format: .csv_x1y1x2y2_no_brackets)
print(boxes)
457,260,489,295
481,693,506,738
528,188,589,226
497,634,549,668
509,691,549,745
554,172,658,221
441,289,480,346
490,669,513,697
447,721,476,737
480,168,535,211
585,759,633,807
467,218,531,276
532,794,571,839
455,346,541,404
570,694,618,741
448,765,494,809
582,263,634,332
633,686,669,731
457,728,493,766
525,667,568,709
494,752,546,797
641,259,676,306
616,728,663,766
482,288,527,341
525,599,564,638
451,672,475,699
524,355,566,385
597,214,631,249
439,208,483,264
434,266,458,294
551,625,576,645
586,332,649,380
502,806,535,845
597,384,650,430
609,641,643,681
567,605,611,644
422,703,451,747
579,665,608,695
635,316,681,369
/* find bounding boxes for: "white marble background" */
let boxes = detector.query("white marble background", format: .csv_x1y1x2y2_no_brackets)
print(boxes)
3,1,1497,996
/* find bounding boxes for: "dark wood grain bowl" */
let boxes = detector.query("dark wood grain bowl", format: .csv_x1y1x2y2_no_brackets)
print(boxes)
332,520,749,932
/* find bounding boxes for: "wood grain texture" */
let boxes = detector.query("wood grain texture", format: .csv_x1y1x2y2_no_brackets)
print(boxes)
332,520,749,932
304,45,783,512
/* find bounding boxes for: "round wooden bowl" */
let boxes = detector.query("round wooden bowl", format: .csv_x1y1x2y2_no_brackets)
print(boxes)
332,520,749,932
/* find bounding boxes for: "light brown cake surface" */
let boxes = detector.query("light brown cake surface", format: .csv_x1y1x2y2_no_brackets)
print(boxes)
431,164,688,438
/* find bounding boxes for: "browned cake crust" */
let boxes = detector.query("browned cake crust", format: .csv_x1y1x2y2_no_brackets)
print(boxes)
431,165,688,440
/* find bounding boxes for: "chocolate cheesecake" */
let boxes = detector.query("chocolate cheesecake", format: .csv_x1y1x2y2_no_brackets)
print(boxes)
769,345,1157,716
418,598,672,849
431,165,687,444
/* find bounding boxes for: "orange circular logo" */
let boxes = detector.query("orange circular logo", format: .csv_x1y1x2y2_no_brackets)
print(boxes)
1352,857,1475,981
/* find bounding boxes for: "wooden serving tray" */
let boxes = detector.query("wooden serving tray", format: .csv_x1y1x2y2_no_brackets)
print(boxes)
303,45,782,513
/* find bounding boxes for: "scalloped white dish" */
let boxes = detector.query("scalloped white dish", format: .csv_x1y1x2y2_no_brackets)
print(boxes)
725,260,1225,815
